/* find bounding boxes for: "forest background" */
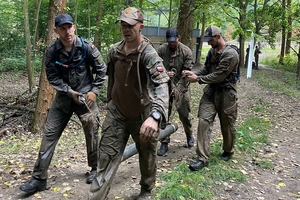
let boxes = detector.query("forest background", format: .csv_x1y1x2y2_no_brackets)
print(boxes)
1,0,300,130
0,0,300,199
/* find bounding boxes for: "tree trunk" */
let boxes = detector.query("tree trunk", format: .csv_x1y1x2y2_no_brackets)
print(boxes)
195,12,205,64
32,0,42,59
177,0,195,50
31,0,67,134
279,0,286,64
94,0,103,49
285,0,292,55
23,0,34,93
239,33,245,69
297,45,300,80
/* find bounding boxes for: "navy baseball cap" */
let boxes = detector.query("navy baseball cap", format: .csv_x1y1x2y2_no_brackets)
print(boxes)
202,25,221,42
166,28,179,42
55,14,74,27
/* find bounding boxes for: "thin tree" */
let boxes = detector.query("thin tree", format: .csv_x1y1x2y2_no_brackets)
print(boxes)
279,0,286,64
23,0,34,93
285,0,292,55
31,0,67,133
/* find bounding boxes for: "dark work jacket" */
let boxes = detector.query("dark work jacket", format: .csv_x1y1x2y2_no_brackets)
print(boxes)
196,44,239,90
45,36,106,97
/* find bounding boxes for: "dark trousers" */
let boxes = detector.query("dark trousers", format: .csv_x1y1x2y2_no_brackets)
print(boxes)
32,93,99,179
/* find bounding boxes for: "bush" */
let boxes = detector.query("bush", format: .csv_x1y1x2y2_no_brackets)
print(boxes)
0,57,43,72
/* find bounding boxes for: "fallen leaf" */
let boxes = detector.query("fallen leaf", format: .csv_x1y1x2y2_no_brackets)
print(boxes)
278,182,286,187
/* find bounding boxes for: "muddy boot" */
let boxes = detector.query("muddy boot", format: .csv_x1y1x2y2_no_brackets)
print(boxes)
186,135,194,148
19,177,47,193
157,142,168,156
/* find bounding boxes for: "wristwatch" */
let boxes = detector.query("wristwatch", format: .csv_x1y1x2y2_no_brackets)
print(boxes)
150,111,161,123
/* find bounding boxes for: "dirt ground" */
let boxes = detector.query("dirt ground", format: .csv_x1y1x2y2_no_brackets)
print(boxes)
0,64,299,200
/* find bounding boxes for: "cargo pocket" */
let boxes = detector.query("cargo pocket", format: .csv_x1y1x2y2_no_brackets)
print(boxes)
224,102,238,125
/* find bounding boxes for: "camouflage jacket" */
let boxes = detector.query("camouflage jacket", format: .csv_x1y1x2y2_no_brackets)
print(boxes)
106,36,169,125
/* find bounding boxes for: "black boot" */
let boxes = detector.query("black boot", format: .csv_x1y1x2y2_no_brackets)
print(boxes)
86,169,96,184
186,135,195,147
19,177,47,193
157,142,168,156
219,152,234,161
188,161,208,171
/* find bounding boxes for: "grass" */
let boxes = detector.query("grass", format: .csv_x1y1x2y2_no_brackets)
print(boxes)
154,48,300,199
154,113,271,200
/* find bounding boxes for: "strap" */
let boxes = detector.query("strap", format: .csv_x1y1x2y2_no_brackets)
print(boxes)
136,40,150,104
55,37,86,69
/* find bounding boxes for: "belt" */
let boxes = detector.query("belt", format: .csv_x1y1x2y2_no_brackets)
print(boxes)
213,85,232,91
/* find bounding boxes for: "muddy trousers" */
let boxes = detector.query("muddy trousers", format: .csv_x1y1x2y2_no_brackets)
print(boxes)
32,95,99,180
161,92,192,143
89,101,157,200
196,87,237,163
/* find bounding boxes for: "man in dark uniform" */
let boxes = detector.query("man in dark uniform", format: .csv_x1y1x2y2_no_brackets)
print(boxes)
245,45,249,68
19,14,107,193
156,28,194,156
254,45,261,69
182,25,239,171
89,7,169,200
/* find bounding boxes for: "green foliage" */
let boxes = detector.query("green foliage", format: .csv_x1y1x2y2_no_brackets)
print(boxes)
236,117,270,154
155,156,246,199
257,160,274,169
0,57,43,72
261,54,298,73
253,54,300,98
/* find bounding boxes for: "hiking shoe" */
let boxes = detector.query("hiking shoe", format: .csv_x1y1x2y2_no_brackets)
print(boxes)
188,160,208,171
157,142,168,156
86,169,96,184
219,152,234,161
186,135,194,147
19,177,47,193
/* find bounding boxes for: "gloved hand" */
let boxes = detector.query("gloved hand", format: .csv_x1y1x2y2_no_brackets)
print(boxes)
72,92,83,105
86,92,96,107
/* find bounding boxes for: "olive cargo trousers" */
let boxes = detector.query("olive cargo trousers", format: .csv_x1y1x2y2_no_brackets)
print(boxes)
89,101,157,200
196,86,238,163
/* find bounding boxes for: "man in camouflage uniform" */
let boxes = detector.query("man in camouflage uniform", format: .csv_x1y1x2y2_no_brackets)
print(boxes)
19,14,107,193
182,25,239,171
156,28,194,156
89,7,169,200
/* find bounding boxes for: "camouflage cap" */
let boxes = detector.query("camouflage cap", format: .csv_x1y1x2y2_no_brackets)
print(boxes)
115,7,144,25
202,25,221,42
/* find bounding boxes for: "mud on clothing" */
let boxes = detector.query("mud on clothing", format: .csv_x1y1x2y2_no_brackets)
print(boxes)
89,36,169,200
32,36,107,180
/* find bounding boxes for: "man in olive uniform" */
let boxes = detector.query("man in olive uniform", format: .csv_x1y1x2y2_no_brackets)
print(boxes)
89,7,169,200
156,28,194,156
19,14,107,193
182,25,239,171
